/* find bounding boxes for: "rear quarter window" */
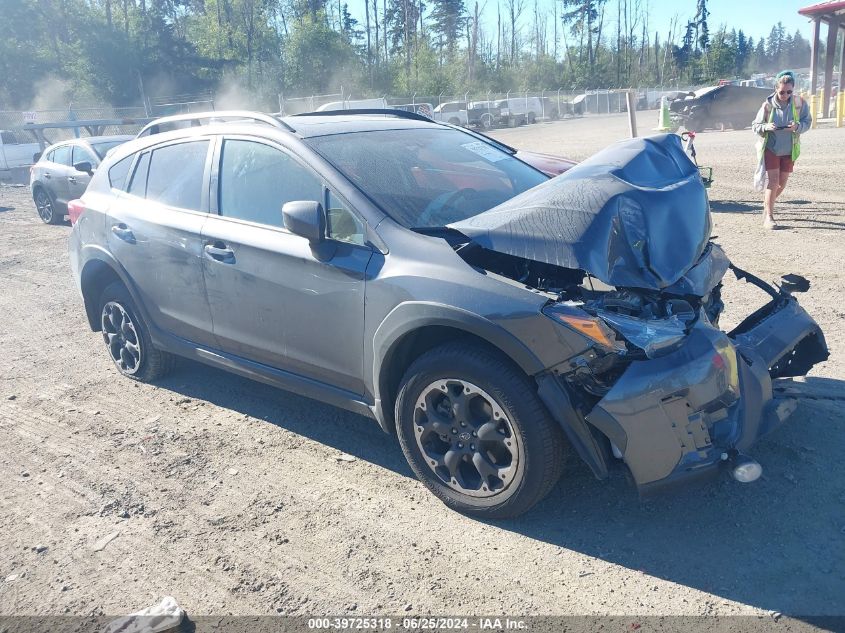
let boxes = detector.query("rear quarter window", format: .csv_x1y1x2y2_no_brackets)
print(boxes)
108,155,135,191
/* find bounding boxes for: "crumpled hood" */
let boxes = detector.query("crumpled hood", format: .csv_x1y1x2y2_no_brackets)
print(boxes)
450,134,722,294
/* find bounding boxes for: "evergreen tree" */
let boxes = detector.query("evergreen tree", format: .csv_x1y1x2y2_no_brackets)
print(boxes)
695,0,709,52
430,0,467,56
736,29,749,75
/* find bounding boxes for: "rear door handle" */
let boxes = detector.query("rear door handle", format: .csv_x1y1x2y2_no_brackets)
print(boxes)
204,242,235,264
68,176,76,183
44,173,51,179
111,224,136,244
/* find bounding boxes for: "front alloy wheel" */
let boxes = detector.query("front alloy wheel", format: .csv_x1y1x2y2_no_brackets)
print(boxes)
413,379,519,497
395,342,565,519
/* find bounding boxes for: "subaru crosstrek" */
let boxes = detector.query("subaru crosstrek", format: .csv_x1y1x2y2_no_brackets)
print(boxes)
68,110,828,518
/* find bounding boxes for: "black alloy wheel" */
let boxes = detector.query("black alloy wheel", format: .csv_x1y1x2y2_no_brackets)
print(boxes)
101,300,143,376
98,281,175,382
34,188,61,224
395,342,565,518
412,378,519,497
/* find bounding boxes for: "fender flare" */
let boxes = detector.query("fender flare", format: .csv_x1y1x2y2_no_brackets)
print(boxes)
370,302,547,430
78,245,152,332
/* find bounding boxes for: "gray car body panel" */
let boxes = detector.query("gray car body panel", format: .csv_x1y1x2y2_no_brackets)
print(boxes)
588,295,827,488
69,115,829,496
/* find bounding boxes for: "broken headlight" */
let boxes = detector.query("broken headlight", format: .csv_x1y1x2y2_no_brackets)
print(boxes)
544,298,695,359
595,310,687,358
542,303,627,353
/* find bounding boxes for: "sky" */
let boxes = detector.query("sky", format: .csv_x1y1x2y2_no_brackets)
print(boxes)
347,0,815,49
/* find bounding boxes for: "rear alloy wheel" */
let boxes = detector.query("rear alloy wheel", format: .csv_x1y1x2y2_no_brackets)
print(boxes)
34,187,62,224
395,342,565,518
99,281,175,382
480,113,494,130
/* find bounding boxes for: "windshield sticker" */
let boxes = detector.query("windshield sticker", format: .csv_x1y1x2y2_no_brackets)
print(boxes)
461,141,507,163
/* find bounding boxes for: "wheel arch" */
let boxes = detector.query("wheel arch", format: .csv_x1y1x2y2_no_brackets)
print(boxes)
79,249,146,332
371,304,546,434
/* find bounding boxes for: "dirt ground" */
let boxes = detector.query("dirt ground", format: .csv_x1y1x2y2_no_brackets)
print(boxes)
1,112,843,625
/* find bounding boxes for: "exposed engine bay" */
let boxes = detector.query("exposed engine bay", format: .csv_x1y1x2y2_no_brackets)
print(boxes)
456,240,725,395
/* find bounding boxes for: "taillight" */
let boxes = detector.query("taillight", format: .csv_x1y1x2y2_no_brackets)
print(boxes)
67,199,85,225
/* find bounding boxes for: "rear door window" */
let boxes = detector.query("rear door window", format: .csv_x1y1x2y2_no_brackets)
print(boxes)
144,141,209,211
218,139,322,228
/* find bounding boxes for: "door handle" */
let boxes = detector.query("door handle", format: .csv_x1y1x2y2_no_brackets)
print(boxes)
111,224,136,244
43,173,51,179
204,242,235,264
68,176,76,183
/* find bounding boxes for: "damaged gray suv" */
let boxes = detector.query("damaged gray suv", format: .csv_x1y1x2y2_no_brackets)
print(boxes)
68,110,828,518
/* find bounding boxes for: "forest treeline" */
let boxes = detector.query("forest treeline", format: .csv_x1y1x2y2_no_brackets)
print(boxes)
0,0,818,109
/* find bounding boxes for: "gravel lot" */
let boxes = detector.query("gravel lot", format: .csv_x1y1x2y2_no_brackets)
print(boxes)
1,112,843,625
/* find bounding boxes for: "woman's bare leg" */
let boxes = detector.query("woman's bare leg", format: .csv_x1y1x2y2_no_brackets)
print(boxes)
763,168,780,227
775,171,790,201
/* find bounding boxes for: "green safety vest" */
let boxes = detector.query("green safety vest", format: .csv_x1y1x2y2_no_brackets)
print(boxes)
761,96,801,162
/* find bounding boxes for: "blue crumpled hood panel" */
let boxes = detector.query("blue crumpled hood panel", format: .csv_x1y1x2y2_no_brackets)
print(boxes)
450,134,720,293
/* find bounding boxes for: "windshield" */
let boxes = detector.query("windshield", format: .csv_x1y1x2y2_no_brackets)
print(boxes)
92,140,127,158
306,128,547,228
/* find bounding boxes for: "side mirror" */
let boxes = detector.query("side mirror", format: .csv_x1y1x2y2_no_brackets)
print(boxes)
74,161,93,175
282,200,325,244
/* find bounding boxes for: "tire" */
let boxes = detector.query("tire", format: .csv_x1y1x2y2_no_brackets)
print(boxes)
395,342,565,519
98,281,175,382
527,112,536,124
684,117,702,133
480,113,494,130
448,117,461,126
33,186,63,225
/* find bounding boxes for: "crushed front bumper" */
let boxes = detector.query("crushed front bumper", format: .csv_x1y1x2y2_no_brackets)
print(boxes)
585,293,828,492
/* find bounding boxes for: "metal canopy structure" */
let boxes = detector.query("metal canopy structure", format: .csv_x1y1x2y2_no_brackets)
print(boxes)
18,118,153,149
799,1,845,118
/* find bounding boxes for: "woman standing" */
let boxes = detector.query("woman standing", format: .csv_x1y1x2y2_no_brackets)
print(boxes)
751,70,812,230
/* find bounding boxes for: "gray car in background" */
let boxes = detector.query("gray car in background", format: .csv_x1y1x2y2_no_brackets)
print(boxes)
67,111,828,518
30,135,133,224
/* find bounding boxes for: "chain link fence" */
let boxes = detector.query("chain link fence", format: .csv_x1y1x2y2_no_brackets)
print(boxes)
277,85,703,124
1,84,705,145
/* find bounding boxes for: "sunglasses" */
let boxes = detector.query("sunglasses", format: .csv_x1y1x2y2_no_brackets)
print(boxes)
778,89,793,96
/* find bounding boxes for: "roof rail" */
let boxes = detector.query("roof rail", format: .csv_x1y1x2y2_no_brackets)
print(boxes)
137,110,294,137
293,108,436,124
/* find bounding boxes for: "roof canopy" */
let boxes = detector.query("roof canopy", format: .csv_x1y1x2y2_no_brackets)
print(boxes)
798,1,845,20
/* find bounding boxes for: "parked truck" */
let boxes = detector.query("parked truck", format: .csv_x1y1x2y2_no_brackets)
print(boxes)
0,130,41,179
